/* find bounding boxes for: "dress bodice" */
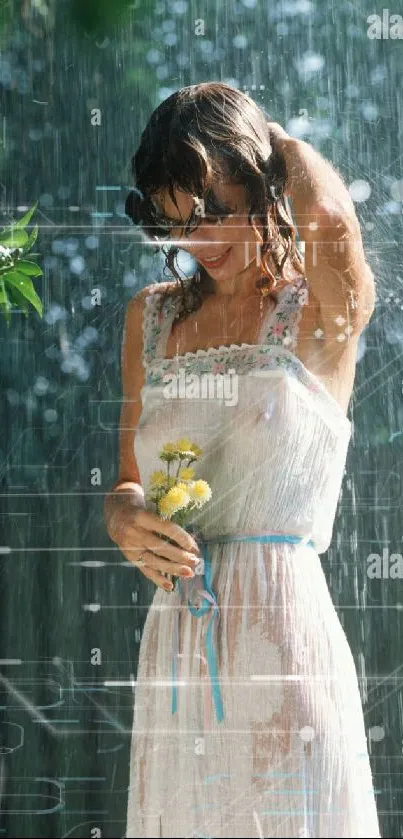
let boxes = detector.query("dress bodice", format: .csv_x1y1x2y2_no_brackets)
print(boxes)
134,275,352,554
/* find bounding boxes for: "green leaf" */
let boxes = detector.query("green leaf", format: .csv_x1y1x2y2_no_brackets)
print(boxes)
4,269,43,317
13,202,38,229
16,260,43,277
6,283,30,315
21,224,39,255
0,228,29,248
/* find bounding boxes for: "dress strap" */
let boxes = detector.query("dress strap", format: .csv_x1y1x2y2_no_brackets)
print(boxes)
258,274,308,352
141,289,178,375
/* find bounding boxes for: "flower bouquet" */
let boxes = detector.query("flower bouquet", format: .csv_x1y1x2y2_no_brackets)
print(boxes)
145,437,212,591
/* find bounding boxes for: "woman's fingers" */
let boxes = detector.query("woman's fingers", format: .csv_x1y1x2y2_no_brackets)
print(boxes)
130,547,195,579
122,548,175,591
266,121,289,142
120,545,194,591
140,565,175,591
130,509,201,557
115,506,202,591
138,529,199,570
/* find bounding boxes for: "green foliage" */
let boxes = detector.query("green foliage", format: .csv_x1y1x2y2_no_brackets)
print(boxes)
0,202,43,327
68,0,134,34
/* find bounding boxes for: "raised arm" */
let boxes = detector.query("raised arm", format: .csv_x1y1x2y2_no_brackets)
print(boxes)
268,123,376,340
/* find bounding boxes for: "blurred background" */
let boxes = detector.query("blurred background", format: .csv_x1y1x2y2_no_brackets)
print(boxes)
0,0,402,836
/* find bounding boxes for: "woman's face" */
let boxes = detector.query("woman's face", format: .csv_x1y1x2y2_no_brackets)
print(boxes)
150,181,267,282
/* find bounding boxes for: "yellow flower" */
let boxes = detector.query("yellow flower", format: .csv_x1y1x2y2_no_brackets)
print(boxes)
176,437,192,452
160,441,178,456
149,470,167,488
158,495,176,519
160,441,179,462
158,484,191,519
175,481,190,493
167,484,190,506
189,442,203,458
187,479,212,507
179,466,195,481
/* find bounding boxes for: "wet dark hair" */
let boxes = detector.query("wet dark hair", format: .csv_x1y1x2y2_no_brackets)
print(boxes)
125,81,305,322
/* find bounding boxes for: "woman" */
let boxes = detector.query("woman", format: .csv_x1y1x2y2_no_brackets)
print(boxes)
104,82,380,838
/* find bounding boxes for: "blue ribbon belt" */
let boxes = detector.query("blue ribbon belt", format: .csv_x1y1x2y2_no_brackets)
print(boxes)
171,532,316,724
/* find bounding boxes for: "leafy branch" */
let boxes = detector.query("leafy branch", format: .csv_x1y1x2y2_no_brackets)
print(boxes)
0,202,43,327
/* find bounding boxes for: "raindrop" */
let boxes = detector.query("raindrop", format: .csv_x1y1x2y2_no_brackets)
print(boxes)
29,129,43,141
33,376,50,396
44,409,58,423
171,0,187,13
369,725,385,742
349,180,371,202
296,52,325,77
233,34,248,49
163,33,177,46
44,304,68,325
161,19,176,32
85,236,99,250
39,193,54,207
65,239,79,256
360,102,379,121
124,270,138,288
146,49,162,65
69,256,85,275
199,40,214,54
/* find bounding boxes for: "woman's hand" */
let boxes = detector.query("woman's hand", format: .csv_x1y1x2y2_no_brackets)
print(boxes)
109,495,202,591
267,121,290,145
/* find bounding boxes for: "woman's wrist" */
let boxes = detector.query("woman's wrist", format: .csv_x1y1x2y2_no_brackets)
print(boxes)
104,482,146,543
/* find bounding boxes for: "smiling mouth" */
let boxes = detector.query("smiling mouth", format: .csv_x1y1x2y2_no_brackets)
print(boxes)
199,247,232,267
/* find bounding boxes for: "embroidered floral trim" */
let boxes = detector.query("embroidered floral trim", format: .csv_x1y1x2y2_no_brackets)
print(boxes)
140,278,351,431
142,277,305,367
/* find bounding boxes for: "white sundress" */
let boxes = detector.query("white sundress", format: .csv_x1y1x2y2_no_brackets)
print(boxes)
125,274,381,839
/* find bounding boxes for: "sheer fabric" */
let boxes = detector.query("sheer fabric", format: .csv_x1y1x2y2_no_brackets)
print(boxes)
125,276,381,838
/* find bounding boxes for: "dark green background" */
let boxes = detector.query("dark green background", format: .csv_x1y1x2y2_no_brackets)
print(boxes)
0,0,402,836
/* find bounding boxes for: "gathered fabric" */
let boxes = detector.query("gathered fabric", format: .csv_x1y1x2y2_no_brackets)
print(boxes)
172,532,316,727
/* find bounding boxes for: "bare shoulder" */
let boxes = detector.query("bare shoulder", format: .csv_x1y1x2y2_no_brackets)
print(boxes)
134,280,180,304
125,280,179,327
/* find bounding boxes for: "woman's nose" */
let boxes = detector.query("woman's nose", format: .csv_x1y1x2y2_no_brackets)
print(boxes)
184,222,224,248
